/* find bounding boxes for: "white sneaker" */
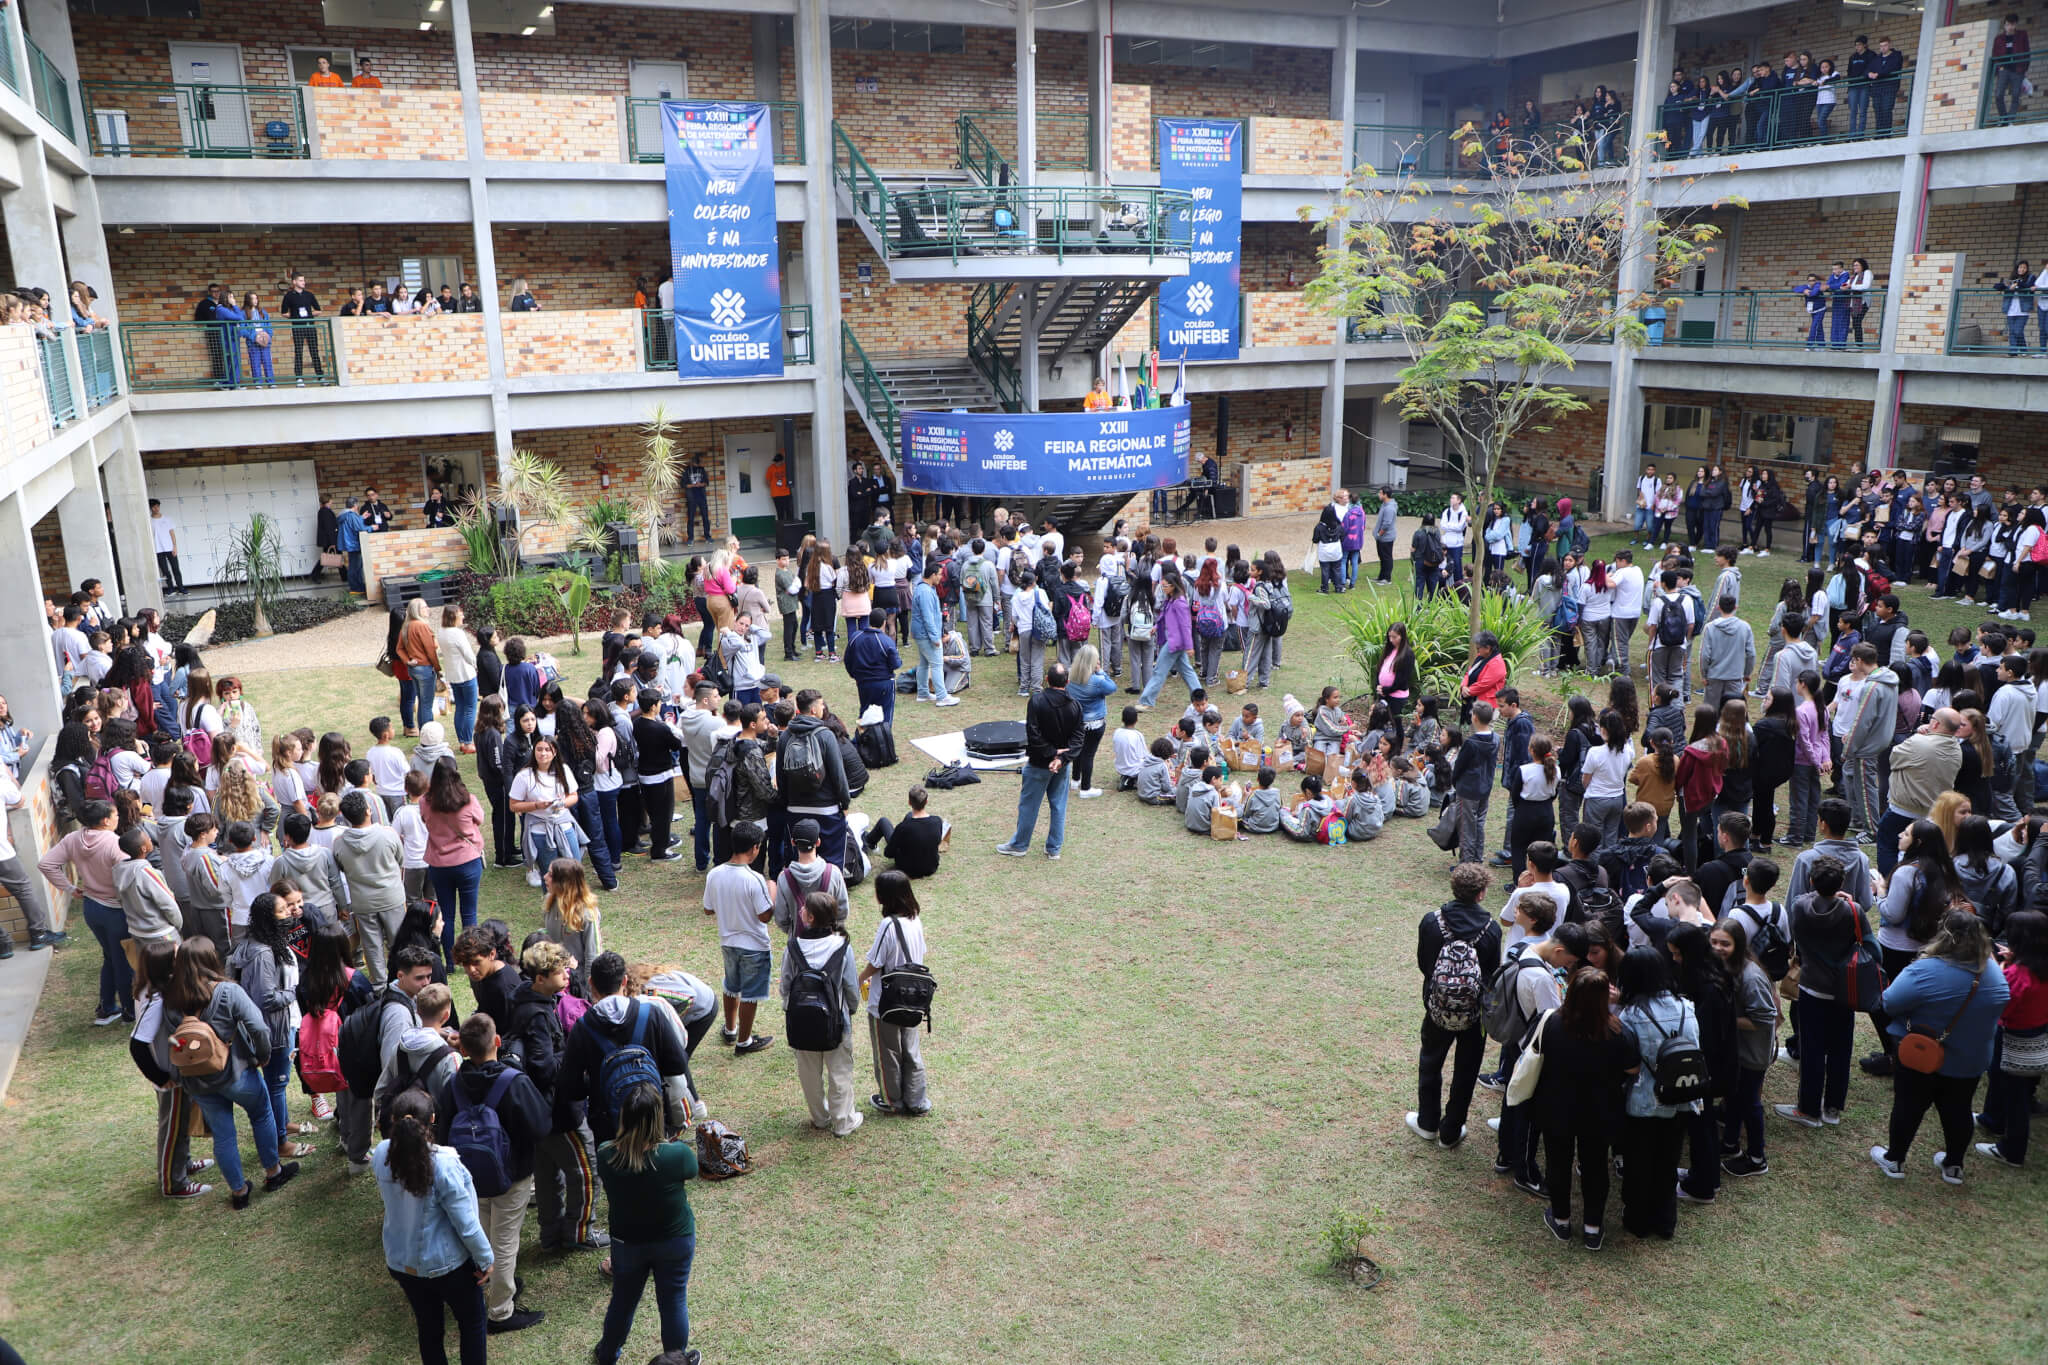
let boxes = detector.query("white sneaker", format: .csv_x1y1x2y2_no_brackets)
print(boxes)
1774,1104,1823,1128
1933,1151,1964,1185
1486,1117,1502,1132
1403,1112,1439,1143
526,869,543,888
834,1111,866,1139
935,696,960,707
1077,787,1103,798
1822,1107,1843,1126
1868,1145,1904,1179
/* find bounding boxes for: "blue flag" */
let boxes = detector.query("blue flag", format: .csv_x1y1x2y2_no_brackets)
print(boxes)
1158,118,1241,361
664,101,782,379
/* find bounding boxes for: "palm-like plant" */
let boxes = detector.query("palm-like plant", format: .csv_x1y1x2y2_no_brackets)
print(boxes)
637,406,686,552
216,512,286,637
454,500,514,577
492,449,571,568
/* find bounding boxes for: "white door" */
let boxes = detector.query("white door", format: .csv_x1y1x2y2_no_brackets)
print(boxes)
722,432,778,540
168,43,248,152
630,61,688,159
783,252,808,360
1352,93,1386,172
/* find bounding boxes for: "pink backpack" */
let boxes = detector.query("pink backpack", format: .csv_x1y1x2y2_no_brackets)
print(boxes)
555,990,590,1032
297,1009,345,1093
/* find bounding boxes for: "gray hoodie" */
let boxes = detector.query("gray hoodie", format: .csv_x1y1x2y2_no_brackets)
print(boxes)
274,843,349,921
1699,613,1757,683
115,857,183,943
1770,639,1820,695
375,1022,461,1123
183,842,229,924
1845,665,1901,759
151,813,195,906
333,822,406,920
770,857,847,937
408,741,455,777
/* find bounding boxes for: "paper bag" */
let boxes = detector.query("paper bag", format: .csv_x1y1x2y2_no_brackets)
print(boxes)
1210,806,1240,840
1225,668,1248,695
1304,747,1328,781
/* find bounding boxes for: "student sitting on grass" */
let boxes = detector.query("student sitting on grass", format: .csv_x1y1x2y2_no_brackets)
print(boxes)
1135,737,1176,806
860,785,951,879
1174,745,1210,815
1230,702,1264,746
1279,774,1336,842
1183,764,1227,834
1344,764,1388,841
1112,706,1148,791
1240,767,1283,834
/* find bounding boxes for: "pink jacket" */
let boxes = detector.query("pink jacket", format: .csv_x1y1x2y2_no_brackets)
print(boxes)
1794,697,1829,768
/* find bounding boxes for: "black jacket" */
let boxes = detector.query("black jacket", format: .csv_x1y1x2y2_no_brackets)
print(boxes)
316,505,339,551
1752,714,1796,790
1025,686,1084,769
560,998,693,1142
778,714,851,810
1451,731,1497,799
502,982,582,1134
1416,899,1502,1007
432,1058,552,1180
472,962,524,1038
1695,848,1752,915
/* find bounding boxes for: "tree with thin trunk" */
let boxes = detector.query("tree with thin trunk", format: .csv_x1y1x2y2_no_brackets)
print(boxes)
1305,122,1742,640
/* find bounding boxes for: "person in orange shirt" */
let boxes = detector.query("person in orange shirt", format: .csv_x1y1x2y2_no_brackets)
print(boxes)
349,58,382,89
308,56,343,88
1083,377,1111,412
767,450,794,523
631,275,649,310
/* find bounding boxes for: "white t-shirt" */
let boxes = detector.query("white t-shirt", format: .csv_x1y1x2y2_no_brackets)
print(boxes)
509,767,578,827
1039,530,1064,563
112,750,150,791
1609,565,1646,618
391,803,429,869
151,515,177,554
184,701,223,737
367,744,409,798
1637,473,1660,507
1011,584,1048,636
1439,502,1470,548
705,862,772,951
1112,727,1149,777
1517,759,1560,802
864,914,928,1018
1502,880,1567,941
1581,741,1635,799
592,727,621,793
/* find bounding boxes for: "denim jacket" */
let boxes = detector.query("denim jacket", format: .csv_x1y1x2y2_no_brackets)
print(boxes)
1620,993,1701,1118
375,1142,494,1279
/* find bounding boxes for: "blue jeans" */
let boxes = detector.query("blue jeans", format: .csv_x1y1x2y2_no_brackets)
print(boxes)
596,1233,695,1363
262,1032,294,1142
1634,506,1652,536
857,679,895,729
449,679,478,745
1138,648,1200,707
573,796,617,888
590,786,623,869
192,1065,280,1194
1006,762,1070,856
2010,314,2031,355
401,664,436,731
1341,548,1360,587
81,896,133,1017
427,858,482,960
915,637,949,701
347,549,364,594
1847,84,1869,134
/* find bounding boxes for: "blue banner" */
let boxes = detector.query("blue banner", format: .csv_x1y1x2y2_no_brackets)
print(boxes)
1158,118,1241,361
664,101,782,379
899,406,1192,497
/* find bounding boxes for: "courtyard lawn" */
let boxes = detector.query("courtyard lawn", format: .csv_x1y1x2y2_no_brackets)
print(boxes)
3,533,2046,1364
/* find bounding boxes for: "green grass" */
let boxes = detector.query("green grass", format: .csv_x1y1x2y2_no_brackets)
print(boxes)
4,543,2047,1364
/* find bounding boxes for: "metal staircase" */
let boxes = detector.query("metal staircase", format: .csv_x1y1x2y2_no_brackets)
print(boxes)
966,278,1156,404
841,323,1002,477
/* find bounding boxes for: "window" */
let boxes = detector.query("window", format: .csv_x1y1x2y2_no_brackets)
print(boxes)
1741,411,1834,464
1643,404,1709,462
830,21,965,53
287,47,355,84
400,256,466,300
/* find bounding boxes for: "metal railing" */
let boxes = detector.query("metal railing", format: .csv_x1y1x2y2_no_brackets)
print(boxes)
120,318,340,393
625,98,803,165
79,329,120,410
37,332,77,426
1650,76,1912,156
841,321,900,454
1351,124,1455,177
26,36,74,142
1948,288,2048,356
640,305,812,372
965,284,1022,409
1345,289,1614,343
79,81,310,158
836,125,1191,264
956,108,1093,174
1981,51,2045,128
1350,116,1634,178
0,24,17,95
1651,288,1884,352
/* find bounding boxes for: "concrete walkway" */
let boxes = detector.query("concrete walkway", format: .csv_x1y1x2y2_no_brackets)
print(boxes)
0,948,53,1102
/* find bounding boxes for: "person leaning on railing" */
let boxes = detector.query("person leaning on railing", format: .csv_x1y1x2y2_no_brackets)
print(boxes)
1991,15,2031,125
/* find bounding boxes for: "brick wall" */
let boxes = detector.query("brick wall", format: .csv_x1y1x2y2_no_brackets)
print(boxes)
362,520,572,605
1,325,53,462
1188,388,1321,485
1927,193,2048,288
519,422,771,548
1634,386,1875,485
501,308,641,377
31,508,65,605
472,6,758,97
1754,1,1921,75
481,93,619,162
831,27,1089,170
1894,251,1963,355
1110,84,1152,173
69,0,458,90
1494,397,1610,496
1124,45,1330,123
1925,22,1994,134
1239,455,1332,515
1240,223,1322,291
107,227,476,323
1111,297,1152,355
339,315,490,384
1248,117,1344,175
491,225,669,310
1246,291,1331,347
839,224,973,353
312,89,468,161
1907,403,2048,488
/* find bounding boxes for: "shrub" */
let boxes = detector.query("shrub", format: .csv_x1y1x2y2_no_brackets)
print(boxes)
465,570,702,641
1341,585,1548,702
161,596,357,645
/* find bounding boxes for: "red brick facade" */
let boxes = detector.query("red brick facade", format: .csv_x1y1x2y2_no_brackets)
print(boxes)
107,227,476,323
70,0,458,92
831,27,1090,170
471,6,762,98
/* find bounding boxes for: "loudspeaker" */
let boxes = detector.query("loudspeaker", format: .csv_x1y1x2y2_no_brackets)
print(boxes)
776,520,808,554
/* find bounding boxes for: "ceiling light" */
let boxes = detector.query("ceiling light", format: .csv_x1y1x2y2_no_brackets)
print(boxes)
427,0,443,10
521,24,537,34
419,20,432,29
539,4,553,13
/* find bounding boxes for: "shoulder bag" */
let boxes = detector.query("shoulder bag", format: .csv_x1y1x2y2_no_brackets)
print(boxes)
1896,968,1981,1075
1505,1009,1554,1106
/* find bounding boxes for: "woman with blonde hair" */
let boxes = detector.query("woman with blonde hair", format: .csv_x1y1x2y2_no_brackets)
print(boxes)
437,604,480,752
393,597,442,738
1929,790,1972,852
216,755,277,838
541,857,603,973
269,733,310,817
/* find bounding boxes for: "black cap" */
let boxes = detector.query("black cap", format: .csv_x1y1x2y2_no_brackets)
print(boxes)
791,818,820,847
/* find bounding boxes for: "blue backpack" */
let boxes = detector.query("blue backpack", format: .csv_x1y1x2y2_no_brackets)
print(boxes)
1550,592,1582,632
593,1005,663,1124
447,1070,517,1197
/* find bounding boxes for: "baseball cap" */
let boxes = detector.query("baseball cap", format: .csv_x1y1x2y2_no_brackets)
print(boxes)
759,673,783,691
791,818,821,848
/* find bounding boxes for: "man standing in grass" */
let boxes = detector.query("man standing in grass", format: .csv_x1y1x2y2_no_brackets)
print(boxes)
999,663,1082,861
1408,861,1502,1151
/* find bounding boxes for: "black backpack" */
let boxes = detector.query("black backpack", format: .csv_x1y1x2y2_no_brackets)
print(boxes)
337,986,406,1098
1655,593,1689,647
1576,886,1623,942
784,938,850,1051
1641,1001,1711,1105
611,714,640,783
1262,588,1293,638
858,720,898,769
1101,574,1128,620
375,1042,456,1132
875,918,938,1030
1747,901,1792,981
705,736,738,822
779,728,826,803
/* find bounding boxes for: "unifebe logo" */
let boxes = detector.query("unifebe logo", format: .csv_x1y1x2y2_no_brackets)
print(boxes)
709,288,748,329
993,429,1016,453
1185,281,1214,317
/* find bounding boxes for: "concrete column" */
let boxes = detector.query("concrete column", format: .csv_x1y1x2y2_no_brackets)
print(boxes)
796,0,848,548
1089,0,1112,179
1598,0,1671,523
1369,395,1404,487
1321,19,1358,493
1020,285,1042,411
1,134,70,302
1017,0,1037,179
56,447,118,613
1867,0,1949,471
450,0,514,483
100,431,160,615
0,494,64,736
752,14,781,101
